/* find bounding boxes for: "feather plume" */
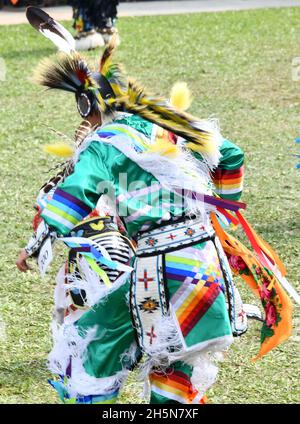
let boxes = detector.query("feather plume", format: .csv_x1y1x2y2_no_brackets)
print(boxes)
170,82,192,111
26,6,75,54
33,53,97,93
75,120,93,146
99,34,127,97
100,33,118,74
43,142,74,158
104,63,128,97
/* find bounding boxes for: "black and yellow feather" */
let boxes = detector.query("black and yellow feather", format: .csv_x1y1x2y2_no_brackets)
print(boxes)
108,79,217,155
33,52,107,112
99,34,128,97
33,52,97,93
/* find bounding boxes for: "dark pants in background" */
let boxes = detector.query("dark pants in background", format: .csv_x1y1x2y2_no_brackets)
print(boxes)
70,0,119,33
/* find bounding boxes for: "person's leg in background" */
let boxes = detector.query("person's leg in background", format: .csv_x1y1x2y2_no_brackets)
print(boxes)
70,0,119,50
90,0,119,44
71,0,105,50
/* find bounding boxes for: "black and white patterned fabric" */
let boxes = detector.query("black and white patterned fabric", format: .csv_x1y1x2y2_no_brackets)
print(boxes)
66,216,132,308
91,233,131,283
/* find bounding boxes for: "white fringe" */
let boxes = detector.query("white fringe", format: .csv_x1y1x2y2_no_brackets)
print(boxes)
192,118,223,170
65,257,130,308
186,353,219,401
49,259,134,398
119,341,139,367
74,119,222,219
138,312,233,400
138,314,184,383
139,312,233,375
48,321,129,398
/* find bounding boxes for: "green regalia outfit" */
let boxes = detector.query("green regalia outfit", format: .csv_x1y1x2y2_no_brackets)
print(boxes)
34,113,244,404
22,7,297,405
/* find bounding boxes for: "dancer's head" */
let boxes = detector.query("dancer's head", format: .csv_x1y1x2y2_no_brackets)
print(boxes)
27,6,220,160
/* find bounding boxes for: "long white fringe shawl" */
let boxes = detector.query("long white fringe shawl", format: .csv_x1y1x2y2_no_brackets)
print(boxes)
74,120,222,218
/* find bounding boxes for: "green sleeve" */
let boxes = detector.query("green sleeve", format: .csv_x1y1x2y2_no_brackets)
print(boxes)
40,142,112,235
218,139,244,170
212,139,245,201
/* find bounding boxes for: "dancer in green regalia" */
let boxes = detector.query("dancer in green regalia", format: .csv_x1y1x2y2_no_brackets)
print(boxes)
16,7,296,404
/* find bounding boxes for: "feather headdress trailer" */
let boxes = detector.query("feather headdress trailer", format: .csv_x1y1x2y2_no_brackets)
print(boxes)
108,79,221,160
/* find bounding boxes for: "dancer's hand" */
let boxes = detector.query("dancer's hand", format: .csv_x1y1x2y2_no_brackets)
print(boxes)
16,249,32,272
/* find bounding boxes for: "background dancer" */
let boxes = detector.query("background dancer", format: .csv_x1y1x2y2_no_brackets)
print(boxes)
71,0,119,50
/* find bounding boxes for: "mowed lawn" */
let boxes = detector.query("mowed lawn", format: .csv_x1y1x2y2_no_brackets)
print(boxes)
0,7,299,404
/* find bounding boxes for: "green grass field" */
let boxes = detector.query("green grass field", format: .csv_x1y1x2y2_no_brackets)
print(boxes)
0,7,299,404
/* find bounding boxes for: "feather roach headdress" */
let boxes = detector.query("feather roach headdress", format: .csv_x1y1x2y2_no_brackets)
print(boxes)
27,6,125,118
27,6,219,158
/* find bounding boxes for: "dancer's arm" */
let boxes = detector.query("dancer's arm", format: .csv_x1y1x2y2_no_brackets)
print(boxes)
211,139,244,201
17,141,111,271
